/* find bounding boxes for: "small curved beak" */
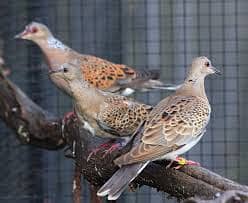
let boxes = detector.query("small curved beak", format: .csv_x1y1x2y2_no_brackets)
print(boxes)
14,26,29,39
211,66,221,75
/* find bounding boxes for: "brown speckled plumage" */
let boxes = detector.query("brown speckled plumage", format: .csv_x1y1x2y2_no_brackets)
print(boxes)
50,62,152,139
97,56,220,200
69,53,159,93
15,22,179,96
98,95,152,136
79,55,134,89
114,95,210,165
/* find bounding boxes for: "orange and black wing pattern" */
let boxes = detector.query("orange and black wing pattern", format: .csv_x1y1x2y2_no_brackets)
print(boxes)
79,55,159,92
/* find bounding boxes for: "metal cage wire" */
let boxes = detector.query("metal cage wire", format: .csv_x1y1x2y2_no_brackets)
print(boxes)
0,0,247,202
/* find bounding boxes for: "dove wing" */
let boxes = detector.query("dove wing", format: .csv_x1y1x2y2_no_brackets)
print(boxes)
77,55,159,92
97,95,152,137
114,95,210,165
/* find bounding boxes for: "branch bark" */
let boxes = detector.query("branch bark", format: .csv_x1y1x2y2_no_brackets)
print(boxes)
0,61,247,201
183,190,248,203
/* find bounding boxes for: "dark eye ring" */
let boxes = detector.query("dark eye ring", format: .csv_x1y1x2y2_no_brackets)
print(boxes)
205,62,210,67
63,68,68,73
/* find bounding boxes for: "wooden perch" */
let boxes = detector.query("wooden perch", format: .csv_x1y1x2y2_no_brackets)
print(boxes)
0,61,248,201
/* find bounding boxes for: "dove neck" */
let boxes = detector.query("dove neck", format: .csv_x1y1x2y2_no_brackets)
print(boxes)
36,36,70,51
34,36,71,67
179,76,207,98
69,79,103,104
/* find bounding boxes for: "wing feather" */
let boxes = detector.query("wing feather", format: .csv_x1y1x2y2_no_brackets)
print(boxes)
114,95,210,165
78,55,159,91
98,96,152,136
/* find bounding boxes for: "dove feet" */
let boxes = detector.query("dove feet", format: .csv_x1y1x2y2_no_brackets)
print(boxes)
87,140,119,161
166,157,200,169
103,143,121,158
174,157,200,169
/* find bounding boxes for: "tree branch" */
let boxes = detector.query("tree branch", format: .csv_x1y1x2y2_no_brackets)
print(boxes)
0,61,247,201
183,190,248,203
0,65,65,149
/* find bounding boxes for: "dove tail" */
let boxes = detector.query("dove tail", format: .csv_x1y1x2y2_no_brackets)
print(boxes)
141,80,182,91
134,69,182,91
150,81,182,91
97,161,149,200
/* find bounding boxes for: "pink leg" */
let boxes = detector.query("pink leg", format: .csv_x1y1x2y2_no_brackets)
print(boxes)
173,156,200,170
103,143,121,158
87,140,116,161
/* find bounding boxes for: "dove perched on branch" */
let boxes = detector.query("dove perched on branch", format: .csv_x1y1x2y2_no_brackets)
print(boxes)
97,56,221,200
48,62,152,154
15,22,180,96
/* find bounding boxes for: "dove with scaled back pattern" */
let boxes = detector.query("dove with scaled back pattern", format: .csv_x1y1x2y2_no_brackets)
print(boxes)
97,56,220,200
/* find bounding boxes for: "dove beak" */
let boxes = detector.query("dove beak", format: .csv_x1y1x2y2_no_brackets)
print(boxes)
14,26,30,39
210,66,221,75
49,68,64,75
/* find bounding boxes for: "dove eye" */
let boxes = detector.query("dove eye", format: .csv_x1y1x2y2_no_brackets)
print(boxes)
205,61,210,67
31,27,38,33
63,68,68,73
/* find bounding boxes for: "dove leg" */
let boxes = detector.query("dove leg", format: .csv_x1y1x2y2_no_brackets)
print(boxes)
102,136,132,157
88,138,129,160
173,157,200,169
102,137,130,157
103,143,122,158
87,140,117,161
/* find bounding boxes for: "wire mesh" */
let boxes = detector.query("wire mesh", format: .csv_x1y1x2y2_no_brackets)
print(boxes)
0,0,247,202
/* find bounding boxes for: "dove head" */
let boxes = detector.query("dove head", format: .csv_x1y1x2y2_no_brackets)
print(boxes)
50,63,83,82
47,63,85,97
186,56,220,82
15,22,52,41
